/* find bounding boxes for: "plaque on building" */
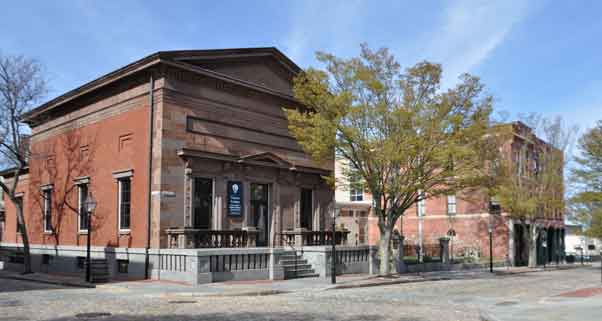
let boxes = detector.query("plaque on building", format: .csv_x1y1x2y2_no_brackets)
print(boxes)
227,181,243,216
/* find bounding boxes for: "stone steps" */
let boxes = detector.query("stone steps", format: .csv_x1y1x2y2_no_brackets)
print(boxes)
85,259,110,283
281,252,318,280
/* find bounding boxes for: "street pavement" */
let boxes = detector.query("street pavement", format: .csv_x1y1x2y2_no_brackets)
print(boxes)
0,265,600,321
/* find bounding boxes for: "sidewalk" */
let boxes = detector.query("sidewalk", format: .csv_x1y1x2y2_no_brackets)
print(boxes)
0,270,95,288
326,263,591,290
0,263,590,295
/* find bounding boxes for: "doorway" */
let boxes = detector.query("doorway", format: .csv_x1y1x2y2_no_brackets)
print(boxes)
513,224,528,266
251,183,270,246
300,188,313,230
193,178,213,229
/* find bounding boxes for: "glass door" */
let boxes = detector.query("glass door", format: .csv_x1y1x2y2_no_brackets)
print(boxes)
251,183,269,246
193,178,213,229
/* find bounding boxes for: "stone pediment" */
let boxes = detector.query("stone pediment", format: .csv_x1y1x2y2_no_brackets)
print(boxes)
238,152,292,167
170,49,298,96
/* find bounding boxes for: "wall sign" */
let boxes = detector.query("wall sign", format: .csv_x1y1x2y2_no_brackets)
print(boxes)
227,181,243,216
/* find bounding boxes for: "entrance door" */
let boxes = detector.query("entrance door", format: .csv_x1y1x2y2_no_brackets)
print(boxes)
514,224,528,266
251,183,269,246
193,178,213,229
300,188,313,230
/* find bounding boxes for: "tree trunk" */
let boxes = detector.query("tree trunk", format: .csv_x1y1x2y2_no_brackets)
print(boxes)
16,205,32,274
528,223,538,268
379,228,392,275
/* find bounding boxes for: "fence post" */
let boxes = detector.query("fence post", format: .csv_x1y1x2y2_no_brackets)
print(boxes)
197,254,213,284
269,248,285,280
368,246,379,275
395,235,407,274
439,237,451,265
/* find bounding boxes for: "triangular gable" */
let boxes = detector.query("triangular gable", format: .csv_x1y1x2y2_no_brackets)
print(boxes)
238,152,292,167
168,48,299,96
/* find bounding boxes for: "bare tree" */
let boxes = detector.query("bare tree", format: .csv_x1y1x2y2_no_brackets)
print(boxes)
29,128,98,250
0,53,47,273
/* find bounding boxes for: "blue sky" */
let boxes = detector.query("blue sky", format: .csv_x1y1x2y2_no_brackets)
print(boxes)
1,0,601,132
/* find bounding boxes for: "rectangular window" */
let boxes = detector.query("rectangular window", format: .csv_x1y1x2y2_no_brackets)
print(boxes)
118,178,131,231
9,252,24,264
350,187,363,202
76,256,86,269
349,170,363,202
300,188,313,230
78,184,89,232
417,191,425,217
42,254,52,265
117,259,129,273
15,196,23,233
447,195,457,215
43,189,52,233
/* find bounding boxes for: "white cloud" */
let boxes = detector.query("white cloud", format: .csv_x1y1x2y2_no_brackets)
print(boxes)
281,0,365,67
425,0,531,88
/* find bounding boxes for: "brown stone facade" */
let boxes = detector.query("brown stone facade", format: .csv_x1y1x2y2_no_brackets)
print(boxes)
1,48,334,252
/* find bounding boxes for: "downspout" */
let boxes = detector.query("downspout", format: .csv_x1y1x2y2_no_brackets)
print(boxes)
144,73,155,279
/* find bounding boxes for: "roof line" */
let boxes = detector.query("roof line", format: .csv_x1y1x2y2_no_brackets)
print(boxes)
22,53,162,122
23,47,301,125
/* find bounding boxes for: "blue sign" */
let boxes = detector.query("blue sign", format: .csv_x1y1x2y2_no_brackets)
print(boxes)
227,181,243,216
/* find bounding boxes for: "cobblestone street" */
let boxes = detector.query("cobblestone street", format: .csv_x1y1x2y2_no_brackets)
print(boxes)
0,266,600,321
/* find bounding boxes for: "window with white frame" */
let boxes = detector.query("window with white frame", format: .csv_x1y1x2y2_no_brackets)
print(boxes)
417,191,425,216
118,178,131,231
42,189,52,233
350,186,363,202
447,194,457,215
78,184,89,232
349,169,363,202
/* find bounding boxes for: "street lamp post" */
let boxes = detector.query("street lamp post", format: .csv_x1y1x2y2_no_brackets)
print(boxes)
84,191,97,283
541,230,547,269
331,203,340,284
488,223,493,273
487,200,500,274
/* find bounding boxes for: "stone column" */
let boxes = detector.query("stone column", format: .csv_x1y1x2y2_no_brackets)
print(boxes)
507,219,516,267
270,182,281,247
439,237,450,265
214,177,226,230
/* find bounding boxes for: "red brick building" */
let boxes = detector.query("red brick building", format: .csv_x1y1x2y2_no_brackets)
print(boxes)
1,48,343,281
336,121,566,266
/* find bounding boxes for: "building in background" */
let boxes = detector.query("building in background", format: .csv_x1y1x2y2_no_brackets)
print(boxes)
564,223,601,260
335,121,565,266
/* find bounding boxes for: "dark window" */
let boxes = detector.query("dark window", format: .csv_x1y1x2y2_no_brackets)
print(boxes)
15,196,23,233
588,244,596,250
42,254,51,265
119,178,131,230
193,178,213,229
251,183,269,246
76,256,86,269
300,189,313,230
43,189,52,232
117,259,129,273
9,252,24,264
78,184,89,231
